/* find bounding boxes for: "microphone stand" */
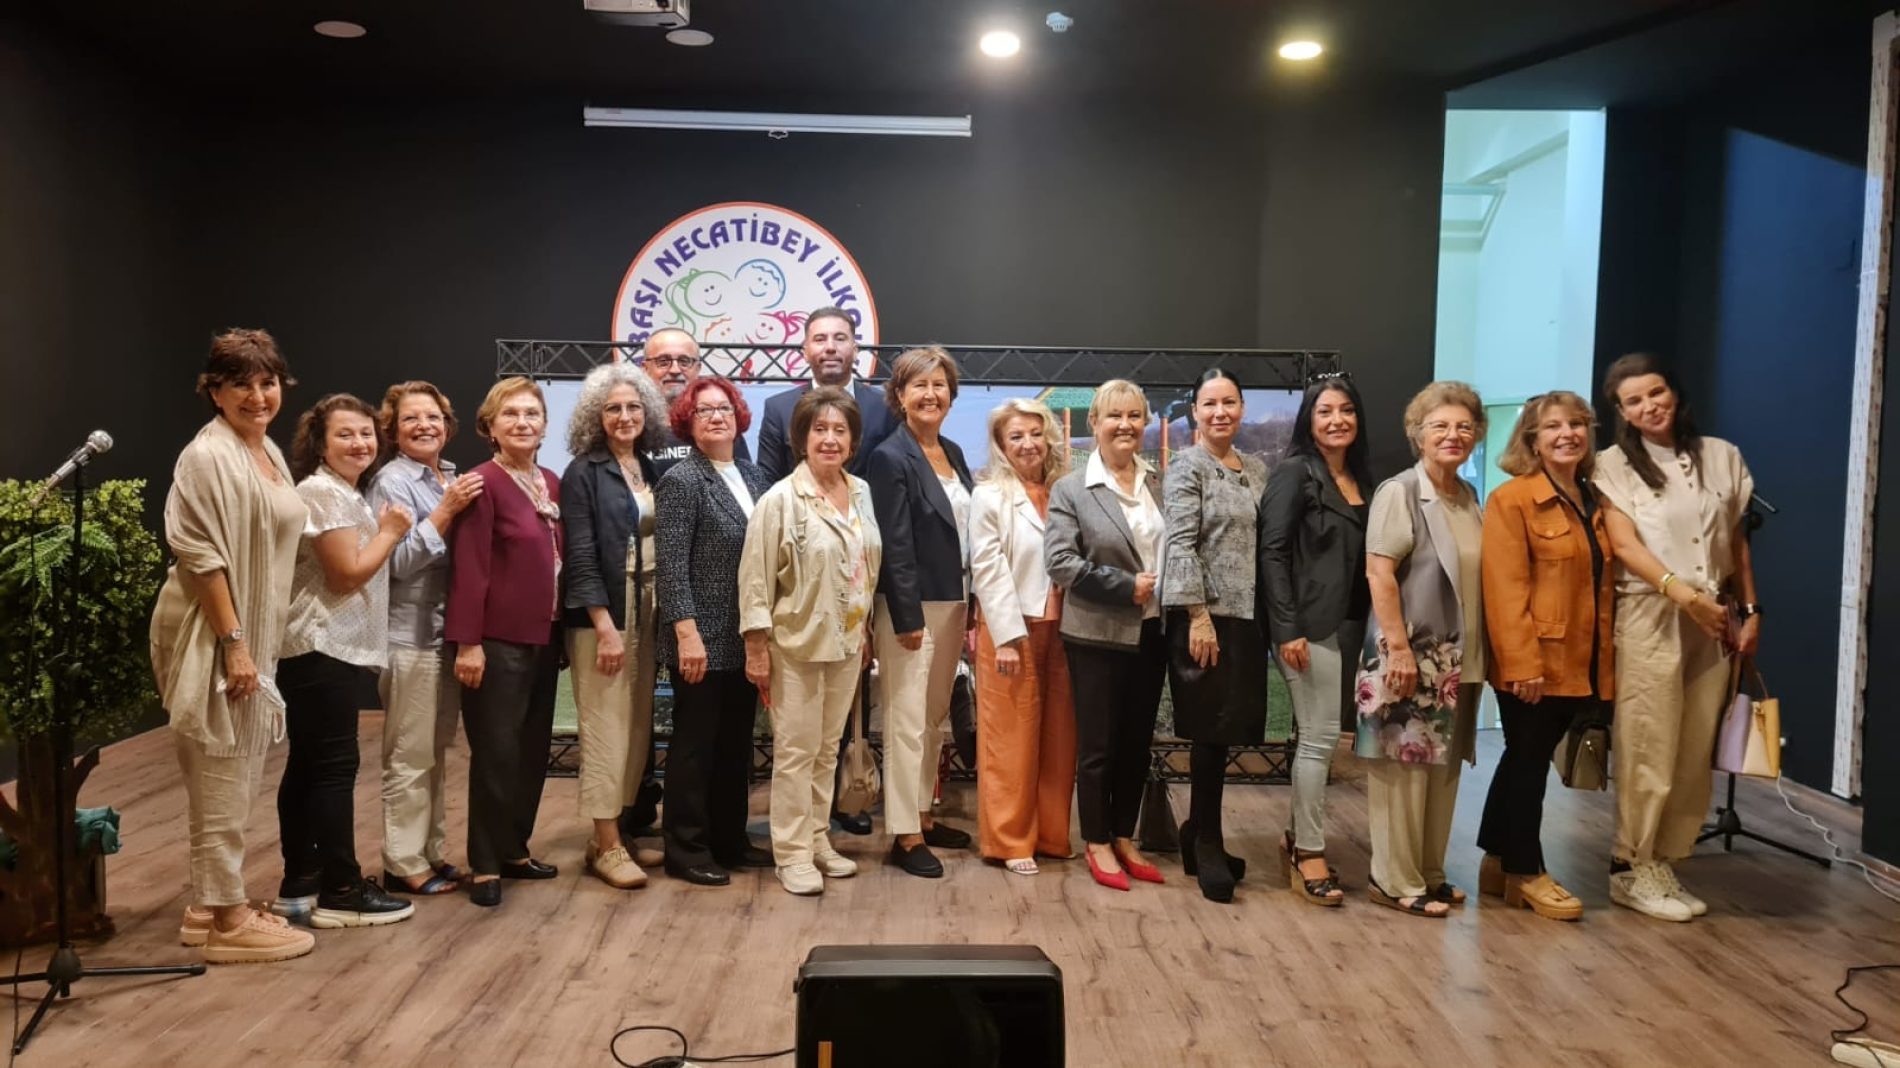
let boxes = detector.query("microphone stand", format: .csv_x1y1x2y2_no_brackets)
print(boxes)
1694,495,1831,869
3,461,205,1054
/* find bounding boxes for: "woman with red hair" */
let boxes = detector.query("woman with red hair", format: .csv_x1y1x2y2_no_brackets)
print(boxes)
654,376,776,885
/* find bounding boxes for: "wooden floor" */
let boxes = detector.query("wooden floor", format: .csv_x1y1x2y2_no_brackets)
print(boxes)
14,720,1900,1067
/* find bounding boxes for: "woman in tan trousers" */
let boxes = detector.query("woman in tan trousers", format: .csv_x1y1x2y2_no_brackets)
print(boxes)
969,398,1076,875
1594,353,1757,923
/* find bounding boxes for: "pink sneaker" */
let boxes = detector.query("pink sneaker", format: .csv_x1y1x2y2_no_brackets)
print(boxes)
179,905,214,947
203,908,315,964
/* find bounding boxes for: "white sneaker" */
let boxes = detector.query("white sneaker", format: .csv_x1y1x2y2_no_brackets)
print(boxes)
1651,861,1709,917
813,849,858,878
1610,863,1693,922
777,863,824,896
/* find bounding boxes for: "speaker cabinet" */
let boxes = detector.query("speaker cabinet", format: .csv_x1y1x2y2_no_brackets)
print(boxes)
794,944,1064,1068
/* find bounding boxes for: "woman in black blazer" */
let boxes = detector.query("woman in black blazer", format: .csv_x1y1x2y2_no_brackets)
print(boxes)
1258,373,1372,907
561,363,667,891
865,346,975,878
654,375,775,886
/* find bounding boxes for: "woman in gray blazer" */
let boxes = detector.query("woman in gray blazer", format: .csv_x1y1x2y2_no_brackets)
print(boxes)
654,375,775,887
1162,368,1269,904
1045,380,1167,893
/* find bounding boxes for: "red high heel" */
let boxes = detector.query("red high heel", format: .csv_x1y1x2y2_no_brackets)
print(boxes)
1086,850,1130,892
1113,843,1164,884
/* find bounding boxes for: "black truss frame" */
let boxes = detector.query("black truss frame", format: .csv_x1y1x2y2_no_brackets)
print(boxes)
508,337,1343,788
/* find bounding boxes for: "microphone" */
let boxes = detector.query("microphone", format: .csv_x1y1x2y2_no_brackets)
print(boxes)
32,430,113,504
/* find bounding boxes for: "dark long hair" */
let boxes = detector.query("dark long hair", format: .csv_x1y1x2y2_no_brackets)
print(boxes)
1286,375,1372,489
1602,352,1702,490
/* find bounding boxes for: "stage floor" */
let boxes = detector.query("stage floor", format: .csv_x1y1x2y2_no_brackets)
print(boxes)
15,720,1899,1066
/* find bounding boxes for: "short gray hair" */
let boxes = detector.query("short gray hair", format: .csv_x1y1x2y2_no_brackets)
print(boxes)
568,362,668,457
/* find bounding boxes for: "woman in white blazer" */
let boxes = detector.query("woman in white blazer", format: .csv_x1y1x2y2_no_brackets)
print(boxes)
969,398,1075,874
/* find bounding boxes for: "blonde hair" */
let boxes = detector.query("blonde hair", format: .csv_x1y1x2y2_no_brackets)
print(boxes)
1087,379,1149,427
982,398,1070,488
474,377,547,448
1401,380,1486,457
1497,391,1596,478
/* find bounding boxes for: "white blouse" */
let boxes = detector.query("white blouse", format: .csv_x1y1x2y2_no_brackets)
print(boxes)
282,465,389,669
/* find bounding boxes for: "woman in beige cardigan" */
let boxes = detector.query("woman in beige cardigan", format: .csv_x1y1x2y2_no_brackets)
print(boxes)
150,329,315,964
740,388,882,896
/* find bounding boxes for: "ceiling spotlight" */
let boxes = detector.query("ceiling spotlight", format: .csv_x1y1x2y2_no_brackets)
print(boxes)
313,20,367,39
979,30,1021,58
1278,40,1323,60
666,28,714,46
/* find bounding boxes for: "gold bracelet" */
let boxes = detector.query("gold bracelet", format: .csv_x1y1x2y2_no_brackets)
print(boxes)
1659,572,1677,594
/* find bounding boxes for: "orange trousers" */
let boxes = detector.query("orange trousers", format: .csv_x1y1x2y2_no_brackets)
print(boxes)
974,618,1077,859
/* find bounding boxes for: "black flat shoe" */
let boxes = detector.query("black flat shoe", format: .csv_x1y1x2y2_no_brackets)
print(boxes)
716,844,774,869
1178,820,1246,882
666,862,732,887
889,841,944,879
832,812,874,836
921,823,972,850
499,858,558,880
469,880,502,907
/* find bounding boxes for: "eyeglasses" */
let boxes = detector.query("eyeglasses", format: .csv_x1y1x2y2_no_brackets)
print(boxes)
646,355,699,370
1423,420,1477,439
694,404,736,421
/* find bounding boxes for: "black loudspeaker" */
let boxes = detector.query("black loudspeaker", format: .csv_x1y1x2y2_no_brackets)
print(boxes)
794,945,1064,1068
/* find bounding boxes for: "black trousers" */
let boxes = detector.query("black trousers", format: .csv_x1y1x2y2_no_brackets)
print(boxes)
1068,621,1166,844
1476,692,1586,875
664,667,758,868
461,636,559,876
277,651,373,892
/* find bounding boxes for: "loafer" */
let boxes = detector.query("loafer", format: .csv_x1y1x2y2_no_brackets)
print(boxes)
498,858,558,880
718,844,774,869
469,880,502,907
832,812,874,836
666,861,732,887
889,841,943,879
921,823,972,850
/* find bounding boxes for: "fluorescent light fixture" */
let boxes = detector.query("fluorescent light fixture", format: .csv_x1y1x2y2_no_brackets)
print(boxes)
583,107,972,138
979,30,1021,58
1278,40,1322,60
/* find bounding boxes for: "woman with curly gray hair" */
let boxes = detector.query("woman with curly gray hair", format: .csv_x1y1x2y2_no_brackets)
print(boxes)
560,362,669,888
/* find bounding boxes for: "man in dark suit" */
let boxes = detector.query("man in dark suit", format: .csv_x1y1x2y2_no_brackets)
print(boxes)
643,328,752,478
755,307,898,837
755,307,896,482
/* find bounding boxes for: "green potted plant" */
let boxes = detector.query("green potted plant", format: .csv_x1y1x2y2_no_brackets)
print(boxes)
0,479,162,945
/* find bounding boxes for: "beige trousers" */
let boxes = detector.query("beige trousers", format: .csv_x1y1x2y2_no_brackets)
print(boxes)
378,645,460,878
768,654,860,866
1612,592,1731,862
567,571,659,821
874,597,967,836
173,731,268,907
1366,682,1477,899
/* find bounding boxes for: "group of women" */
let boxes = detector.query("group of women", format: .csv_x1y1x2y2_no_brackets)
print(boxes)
151,325,1757,965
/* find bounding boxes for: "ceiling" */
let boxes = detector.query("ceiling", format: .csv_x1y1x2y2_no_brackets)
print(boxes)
25,0,1888,108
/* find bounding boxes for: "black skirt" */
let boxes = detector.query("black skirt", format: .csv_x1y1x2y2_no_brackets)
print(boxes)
1165,610,1269,745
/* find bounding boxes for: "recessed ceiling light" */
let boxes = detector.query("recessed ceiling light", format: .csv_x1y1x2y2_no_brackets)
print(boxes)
667,28,714,47
1278,40,1323,61
979,30,1021,58
313,20,366,39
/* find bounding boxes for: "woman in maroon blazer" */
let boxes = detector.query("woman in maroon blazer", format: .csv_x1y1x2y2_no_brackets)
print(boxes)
447,377,564,907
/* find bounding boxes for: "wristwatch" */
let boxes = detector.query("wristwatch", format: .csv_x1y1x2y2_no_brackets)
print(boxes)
1736,603,1763,620
218,626,245,647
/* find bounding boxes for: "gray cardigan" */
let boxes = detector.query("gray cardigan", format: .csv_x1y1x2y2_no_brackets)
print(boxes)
1045,464,1166,650
1160,445,1268,619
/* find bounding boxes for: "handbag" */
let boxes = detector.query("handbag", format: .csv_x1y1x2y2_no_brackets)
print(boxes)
1553,703,1611,791
1714,660,1782,778
950,663,978,768
835,680,882,817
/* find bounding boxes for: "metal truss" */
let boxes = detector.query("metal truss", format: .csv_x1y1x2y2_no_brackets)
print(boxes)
548,732,1290,785
497,339,1341,389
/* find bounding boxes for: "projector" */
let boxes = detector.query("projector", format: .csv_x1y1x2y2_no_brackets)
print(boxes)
583,0,690,29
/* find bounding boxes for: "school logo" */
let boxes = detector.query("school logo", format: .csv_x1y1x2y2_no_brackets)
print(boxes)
610,201,879,379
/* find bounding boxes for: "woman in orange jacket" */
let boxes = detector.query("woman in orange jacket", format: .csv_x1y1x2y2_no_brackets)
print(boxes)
1477,391,1615,920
